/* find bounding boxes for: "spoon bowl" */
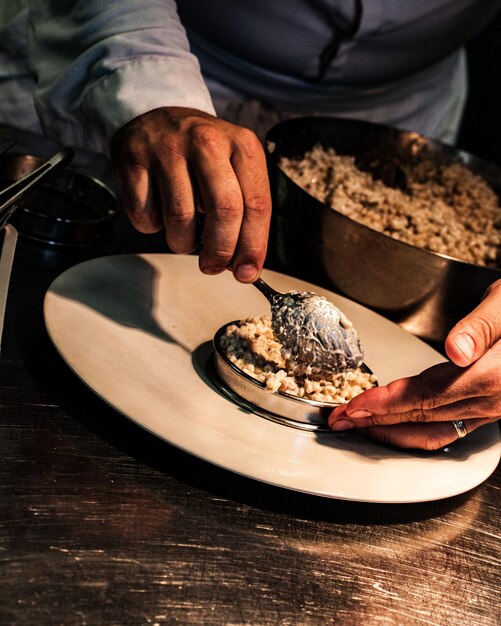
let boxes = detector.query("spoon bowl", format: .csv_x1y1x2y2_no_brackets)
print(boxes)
253,277,364,373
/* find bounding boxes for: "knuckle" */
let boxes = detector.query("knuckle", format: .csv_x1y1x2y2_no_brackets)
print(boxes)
214,248,234,262
366,415,387,428
421,435,445,451
235,127,261,150
469,316,495,352
165,208,194,228
153,141,182,164
121,192,160,233
115,140,183,178
211,203,243,223
418,383,440,412
122,192,146,217
190,123,224,151
206,248,234,265
127,210,161,234
244,195,271,215
240,243,267,261
116,133,152,166
410,406,432,423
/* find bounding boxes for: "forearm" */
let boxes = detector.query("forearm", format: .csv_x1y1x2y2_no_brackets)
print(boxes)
27,0,215,154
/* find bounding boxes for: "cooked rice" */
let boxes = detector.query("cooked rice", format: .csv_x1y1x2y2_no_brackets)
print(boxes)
280,145,501,267
219,316,377,404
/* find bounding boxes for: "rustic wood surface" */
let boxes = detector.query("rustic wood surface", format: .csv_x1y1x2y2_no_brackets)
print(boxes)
0,196,500,626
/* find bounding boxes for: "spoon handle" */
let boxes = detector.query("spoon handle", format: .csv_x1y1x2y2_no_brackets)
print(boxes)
253,277,282,302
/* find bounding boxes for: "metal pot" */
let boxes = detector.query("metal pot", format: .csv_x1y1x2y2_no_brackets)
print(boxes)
265,116,501,343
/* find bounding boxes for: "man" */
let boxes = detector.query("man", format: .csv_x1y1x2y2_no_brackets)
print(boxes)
1,1,500,449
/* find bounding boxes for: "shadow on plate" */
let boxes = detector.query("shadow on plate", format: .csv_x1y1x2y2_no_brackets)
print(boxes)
49,254,176,344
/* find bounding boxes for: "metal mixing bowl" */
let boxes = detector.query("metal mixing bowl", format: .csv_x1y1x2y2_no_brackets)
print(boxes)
211,321,376,432
265,116,501,343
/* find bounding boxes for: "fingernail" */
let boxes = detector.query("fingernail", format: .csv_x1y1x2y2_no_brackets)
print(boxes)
201,266,224,275
330,419,355,431
236,264,258,282
453,333,475,361
348,409,373,418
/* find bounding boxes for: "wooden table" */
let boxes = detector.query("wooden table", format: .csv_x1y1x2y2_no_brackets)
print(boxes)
0,189,500,626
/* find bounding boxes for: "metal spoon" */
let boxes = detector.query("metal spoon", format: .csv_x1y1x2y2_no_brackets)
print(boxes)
253,277,363,373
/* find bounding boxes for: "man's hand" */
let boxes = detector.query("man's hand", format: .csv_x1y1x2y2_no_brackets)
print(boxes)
111,106,272,283
328,279,501,449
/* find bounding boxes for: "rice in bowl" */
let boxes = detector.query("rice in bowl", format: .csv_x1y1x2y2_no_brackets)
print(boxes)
219,315,377,404
279,145,501,268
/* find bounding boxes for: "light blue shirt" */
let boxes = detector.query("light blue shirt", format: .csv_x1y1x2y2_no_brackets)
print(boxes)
0,1,499,154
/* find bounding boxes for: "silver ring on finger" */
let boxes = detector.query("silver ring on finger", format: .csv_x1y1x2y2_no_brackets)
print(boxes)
452,419,468,439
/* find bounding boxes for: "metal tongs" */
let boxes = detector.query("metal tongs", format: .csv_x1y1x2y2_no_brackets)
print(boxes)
0,147,74,357
0,147,74,229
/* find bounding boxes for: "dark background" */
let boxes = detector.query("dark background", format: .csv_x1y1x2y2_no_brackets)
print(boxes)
458,9,501,166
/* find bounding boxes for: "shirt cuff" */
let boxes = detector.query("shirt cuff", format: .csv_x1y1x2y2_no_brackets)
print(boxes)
37,55,216,155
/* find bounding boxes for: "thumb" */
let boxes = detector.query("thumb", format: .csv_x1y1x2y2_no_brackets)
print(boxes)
445,279,501,366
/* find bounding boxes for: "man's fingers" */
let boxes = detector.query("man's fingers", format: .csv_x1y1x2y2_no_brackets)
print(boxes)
446,279,501,366
329,395,500,429
361,418,493,451
153,159,198,254
190,125,245,275
229,129,272,283
117,164,163,233
334,362,466,420
330,349,501,424
112,108,273,278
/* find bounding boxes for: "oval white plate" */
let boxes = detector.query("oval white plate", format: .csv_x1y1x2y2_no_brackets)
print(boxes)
44,254,500,503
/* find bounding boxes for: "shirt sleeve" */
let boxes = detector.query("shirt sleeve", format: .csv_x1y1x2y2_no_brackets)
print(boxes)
27,0,216,155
